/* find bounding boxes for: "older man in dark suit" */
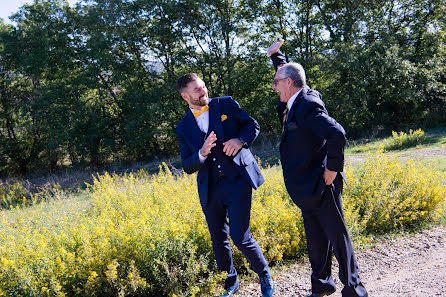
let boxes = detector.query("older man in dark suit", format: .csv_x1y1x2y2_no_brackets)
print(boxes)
266,41,368,297
175,73,274,297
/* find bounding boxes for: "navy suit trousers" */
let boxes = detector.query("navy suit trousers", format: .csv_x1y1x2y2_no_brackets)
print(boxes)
203,175,269,289
302,174,368,297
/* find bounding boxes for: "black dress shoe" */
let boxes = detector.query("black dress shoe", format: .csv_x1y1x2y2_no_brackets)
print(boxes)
220,281,239,297
307,288,336,297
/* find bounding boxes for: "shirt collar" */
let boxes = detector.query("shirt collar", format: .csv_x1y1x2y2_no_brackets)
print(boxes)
287,89,302,110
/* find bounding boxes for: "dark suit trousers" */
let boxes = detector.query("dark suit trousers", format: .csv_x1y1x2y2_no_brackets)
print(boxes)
302,174,368,297
203,176,269,289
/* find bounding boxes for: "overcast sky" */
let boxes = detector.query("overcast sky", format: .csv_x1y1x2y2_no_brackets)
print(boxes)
1,0,78,24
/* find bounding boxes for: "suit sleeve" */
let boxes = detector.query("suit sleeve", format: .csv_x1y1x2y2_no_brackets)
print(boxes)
176,125,207,174
227,97,260,147
271,51,287,125
303,102,346,172
270,50,287,72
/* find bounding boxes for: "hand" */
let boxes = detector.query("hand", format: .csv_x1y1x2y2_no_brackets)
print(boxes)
267,39,284,57
200,131,217,156
223,138,243,156
323,168,337,185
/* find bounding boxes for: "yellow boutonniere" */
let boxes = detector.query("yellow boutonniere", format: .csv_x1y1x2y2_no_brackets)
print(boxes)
221,114,227,121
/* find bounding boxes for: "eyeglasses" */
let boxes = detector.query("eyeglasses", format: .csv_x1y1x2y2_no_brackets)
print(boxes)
273,77,288,86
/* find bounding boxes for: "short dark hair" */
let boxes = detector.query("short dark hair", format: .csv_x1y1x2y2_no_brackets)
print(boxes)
176,73,199,93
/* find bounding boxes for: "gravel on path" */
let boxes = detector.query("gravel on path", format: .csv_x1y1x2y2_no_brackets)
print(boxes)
236,224,446,296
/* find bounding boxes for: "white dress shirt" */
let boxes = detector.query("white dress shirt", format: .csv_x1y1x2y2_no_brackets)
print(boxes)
192,107,209,134
287,89,302,111
190,106,209,163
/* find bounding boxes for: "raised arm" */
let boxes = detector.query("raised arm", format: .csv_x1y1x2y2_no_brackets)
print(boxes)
267,40,287,71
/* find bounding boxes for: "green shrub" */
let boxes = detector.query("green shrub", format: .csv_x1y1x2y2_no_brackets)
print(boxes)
384,128,425,151
343,149,445,235
0,166,305,297
0,153,444,296
0,180,62,210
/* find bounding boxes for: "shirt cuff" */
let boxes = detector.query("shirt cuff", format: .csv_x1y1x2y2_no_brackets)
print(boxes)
198,150,207,163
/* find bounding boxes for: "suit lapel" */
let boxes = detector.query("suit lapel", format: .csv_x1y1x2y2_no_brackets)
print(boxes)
281,91,303,141
208,99,224,141
184,110,205,149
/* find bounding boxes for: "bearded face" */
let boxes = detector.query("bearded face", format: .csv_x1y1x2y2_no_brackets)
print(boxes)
182,78,209,108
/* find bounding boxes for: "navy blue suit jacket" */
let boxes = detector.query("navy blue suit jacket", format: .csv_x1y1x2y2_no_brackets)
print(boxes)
271,52,346,208
176,96,265,208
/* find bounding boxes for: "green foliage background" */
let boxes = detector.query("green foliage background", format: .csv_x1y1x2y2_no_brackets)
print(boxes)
1,0,445,175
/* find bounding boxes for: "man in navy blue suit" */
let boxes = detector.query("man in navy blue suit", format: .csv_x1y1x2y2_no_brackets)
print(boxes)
266,41,368,297
175,73,274,297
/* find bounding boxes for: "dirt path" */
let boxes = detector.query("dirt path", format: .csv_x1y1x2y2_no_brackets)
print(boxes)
237,224,446,296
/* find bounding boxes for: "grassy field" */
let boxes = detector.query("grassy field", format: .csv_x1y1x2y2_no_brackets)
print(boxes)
344,127,446,174
0,128,445,296
345,127,446,153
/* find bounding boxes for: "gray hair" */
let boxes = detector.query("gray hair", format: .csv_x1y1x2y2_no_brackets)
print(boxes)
280,63,306,88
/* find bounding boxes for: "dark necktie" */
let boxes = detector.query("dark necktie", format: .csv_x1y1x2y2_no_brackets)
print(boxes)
282,107,289,133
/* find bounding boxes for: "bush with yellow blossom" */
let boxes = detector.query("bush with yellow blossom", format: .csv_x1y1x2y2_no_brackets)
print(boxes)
343,149,445,235
384,128,425,151
0,150,444,296
0,166,304,296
